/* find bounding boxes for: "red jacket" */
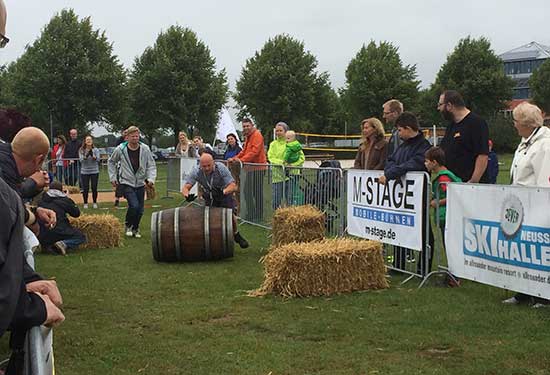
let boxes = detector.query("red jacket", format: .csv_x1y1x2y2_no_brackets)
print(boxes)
237,129,266,164
51,144,68,167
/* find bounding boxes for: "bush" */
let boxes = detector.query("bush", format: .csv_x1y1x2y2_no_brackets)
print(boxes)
487,114,519,153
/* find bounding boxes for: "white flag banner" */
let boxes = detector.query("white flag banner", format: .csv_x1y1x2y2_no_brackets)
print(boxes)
215,107,240,142
446,183,550,299
347,170,426,250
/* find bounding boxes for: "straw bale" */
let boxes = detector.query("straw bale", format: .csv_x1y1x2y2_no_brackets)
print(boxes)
69,214,123,249
145,183,156,200
251,238,388,298
64,185,81,194
272,205,325,246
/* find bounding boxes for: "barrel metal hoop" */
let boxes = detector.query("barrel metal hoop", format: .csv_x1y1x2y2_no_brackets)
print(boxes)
151,212,159,260
227,208,234,256
157,210,163,258
221,207,227,257
204,206,211,259
174,207,181,261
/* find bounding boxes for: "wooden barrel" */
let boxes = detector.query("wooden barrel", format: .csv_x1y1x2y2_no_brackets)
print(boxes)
151,205,234,262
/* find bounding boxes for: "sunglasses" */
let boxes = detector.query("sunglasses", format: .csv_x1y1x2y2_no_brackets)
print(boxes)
0,33,9,48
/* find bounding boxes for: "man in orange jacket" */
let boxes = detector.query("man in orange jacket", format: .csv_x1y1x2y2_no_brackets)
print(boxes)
229,118,266,221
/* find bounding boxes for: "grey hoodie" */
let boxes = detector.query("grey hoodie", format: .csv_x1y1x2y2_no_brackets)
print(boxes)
108,142,157,188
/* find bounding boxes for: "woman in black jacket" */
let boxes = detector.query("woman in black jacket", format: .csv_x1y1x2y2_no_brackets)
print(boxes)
38,181,86,255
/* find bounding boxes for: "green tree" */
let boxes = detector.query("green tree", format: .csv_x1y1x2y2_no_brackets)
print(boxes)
433,36,514,117
234,34,338,134
530,58,550,113
0,9,127,135
128,25,228,145
341,40,419,128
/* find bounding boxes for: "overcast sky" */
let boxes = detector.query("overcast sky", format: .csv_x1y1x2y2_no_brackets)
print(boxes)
2,0,549,89
1,0,549,135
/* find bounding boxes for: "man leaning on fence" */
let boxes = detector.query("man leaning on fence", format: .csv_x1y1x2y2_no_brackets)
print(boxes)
182,153,249,248
228,118,266,221
64,128,81,186
108,126,157,238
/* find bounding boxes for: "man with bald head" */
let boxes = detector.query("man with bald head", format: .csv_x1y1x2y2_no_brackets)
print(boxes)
182,153,249,248
0,127,56,230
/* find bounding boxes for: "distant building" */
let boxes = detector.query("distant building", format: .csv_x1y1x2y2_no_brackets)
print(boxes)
500,41,550,100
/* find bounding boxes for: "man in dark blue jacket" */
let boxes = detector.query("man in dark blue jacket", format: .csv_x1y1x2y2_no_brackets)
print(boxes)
380,112,433,275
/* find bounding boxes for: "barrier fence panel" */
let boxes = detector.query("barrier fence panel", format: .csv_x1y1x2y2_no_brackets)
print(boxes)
285,165,346,237
239,163,282,229
46,158,113,193
346,170,432,281
165,156,182,196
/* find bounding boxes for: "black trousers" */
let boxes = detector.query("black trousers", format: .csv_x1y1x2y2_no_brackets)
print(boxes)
81,173,99,204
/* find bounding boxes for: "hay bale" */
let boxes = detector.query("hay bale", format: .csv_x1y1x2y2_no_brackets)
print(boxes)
251,238,388,298
64,185,81,194
272,205,325,246
69,214,123,249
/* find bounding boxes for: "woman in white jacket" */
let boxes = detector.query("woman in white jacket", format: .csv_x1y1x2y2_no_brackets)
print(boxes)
503,102,550,307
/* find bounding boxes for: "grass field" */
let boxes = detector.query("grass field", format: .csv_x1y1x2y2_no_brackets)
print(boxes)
5,153,550,375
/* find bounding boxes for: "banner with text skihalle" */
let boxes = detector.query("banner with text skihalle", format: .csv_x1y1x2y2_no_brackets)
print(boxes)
446,184,550,299
347,170,425,250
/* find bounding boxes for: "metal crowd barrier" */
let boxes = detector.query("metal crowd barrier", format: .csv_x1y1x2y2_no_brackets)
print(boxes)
383,172,432,283
46,158,112,192
239,162,346,236
419,180,459,287
285,165,346,237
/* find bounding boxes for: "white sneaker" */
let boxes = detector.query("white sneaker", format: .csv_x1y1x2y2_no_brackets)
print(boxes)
133,231,142,239
83,204,88,209
125,227,133,237
532,303,549,309
92,203,98,209
502,296,519,305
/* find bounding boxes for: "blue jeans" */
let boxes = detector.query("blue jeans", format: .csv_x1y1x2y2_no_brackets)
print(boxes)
123,185,145,231
272,181,285,210
61,233,86,249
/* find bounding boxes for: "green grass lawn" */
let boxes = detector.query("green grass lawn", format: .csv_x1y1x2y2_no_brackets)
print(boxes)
6,153,550,375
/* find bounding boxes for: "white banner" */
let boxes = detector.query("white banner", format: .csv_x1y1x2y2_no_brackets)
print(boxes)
346,170,426,250
215,107,240,142
180,157,198,194
446,183,550,299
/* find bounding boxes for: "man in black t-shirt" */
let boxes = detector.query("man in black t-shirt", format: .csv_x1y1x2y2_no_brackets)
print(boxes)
438,90,489,183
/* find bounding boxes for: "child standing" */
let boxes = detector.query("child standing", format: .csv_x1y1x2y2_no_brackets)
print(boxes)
283,130,305,205
424,146,462,286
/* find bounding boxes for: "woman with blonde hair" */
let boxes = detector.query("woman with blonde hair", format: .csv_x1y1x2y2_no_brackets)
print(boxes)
175,131,196,158
503,101,550,308
353,117,388,170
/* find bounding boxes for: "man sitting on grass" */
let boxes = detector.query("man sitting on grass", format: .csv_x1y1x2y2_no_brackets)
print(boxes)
38,181,86,255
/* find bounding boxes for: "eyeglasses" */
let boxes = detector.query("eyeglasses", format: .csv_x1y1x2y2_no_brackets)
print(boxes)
0,33,9,48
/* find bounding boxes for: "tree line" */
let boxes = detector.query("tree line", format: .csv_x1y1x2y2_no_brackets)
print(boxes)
1,9,549,151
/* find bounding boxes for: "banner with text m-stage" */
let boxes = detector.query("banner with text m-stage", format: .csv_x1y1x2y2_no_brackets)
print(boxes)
446,183,550,299
347,170,426,250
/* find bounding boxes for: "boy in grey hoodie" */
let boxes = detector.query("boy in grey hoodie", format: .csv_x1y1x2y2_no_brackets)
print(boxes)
108,126,156,238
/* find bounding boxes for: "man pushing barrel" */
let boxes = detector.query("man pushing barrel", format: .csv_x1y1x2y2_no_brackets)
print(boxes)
181,153,249,249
